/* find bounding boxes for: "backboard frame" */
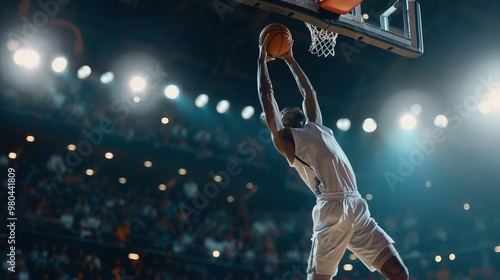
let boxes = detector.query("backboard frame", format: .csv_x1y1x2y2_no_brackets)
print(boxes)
233,0,424,58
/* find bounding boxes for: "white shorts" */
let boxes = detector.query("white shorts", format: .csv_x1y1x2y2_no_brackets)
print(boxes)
307,192,395,276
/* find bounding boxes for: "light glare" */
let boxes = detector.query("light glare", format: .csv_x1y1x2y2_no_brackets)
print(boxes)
362,118,377,133
216,100,230,114
336,118,351,131
8,152,17,159
100,72,114,84
164,85,180,99
26,135,35,142
128,253,139,260
77,65,92,79
52,57,68,73
343,264,353,271
178,168,187,175
86,169,94,176
195,94,209,107
241,106,255,119
14,49,40,68
434,115,448,128
435,255,442,262
401,114,417,130
130,76,146,92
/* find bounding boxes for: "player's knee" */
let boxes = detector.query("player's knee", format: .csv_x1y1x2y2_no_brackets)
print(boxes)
388,263,409,280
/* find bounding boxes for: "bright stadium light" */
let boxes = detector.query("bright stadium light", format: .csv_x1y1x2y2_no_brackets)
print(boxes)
449,253,456,261
105,152,114,159
195,94,209,108
362,118,377,133
410,104,422,115
144,161,153,168
401,114,417,130
158,184,167,191
164,85,180,99
178,168,187,175
336,118,351,131
495,246,500,253
86,169,94,176
13,49,40,69
8,152,17,159
478,101,492,114
130,76,145,92
212,250,220,258
52,57,67,73
77,65,92,79
343,264,353,271
435,255,442,263
216,100,230,114
100,71,114,84
128,253,139,260
241,106,255,119
118,177,127,184
434,115,448,128
26,135,35,142
227,196,234,203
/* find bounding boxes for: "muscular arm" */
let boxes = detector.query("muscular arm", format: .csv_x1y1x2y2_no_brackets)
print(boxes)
257,56,287,155
284,56,323,124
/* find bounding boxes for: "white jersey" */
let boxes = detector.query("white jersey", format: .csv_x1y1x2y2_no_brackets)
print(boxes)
288,121,358,196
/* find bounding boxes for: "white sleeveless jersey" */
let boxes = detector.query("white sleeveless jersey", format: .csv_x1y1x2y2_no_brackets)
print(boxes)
288,122,358,195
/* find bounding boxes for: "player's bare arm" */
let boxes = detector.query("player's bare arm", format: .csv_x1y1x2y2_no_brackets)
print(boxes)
278,43,323,125
258,38,295,162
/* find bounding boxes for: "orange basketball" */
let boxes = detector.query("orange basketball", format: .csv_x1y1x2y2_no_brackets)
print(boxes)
259,23,292,57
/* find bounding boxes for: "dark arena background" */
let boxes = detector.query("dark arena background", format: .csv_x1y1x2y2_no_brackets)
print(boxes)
1,0,500,279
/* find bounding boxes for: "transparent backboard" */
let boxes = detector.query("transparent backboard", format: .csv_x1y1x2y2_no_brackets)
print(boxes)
233,0,424,58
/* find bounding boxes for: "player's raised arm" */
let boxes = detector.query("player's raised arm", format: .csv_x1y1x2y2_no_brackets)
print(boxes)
257,38,287,155
279,43,323,125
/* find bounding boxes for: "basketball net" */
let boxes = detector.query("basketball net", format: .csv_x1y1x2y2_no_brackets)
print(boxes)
305,23,338,57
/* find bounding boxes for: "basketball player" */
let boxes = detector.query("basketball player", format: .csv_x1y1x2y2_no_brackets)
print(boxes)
257,36,409,280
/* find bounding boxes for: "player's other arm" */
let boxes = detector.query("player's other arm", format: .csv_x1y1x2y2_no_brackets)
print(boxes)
257,41,288,156
280,42,323,125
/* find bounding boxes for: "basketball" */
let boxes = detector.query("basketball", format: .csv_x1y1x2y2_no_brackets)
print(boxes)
259,23,293,57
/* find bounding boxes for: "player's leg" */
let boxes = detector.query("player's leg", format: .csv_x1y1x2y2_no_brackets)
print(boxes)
347,198,408,280
373,246,409,280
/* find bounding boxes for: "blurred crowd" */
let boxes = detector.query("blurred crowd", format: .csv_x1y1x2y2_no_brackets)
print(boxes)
2,144,500,280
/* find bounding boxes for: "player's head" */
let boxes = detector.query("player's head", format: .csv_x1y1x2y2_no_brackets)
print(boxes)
260,107,306,128
280,107,306,128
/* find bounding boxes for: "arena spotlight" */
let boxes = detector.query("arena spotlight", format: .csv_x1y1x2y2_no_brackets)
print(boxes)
144,161,153,168
435,255,442,263
130,76,145,92
67,144,76,151
410,104,422,115
212,250,220,258
51,57,67,73
227,196,234,203
478,101,492,114
214,175,222,182
178,168,187,175
100,71,114,84
464,203,470,211
105,152,114,159
362,118,377,133
13,49,40,69
449,253,456,261
26,135,35,142
216,100,230,114
343,264,353,271
158,184,167,191
195,94,209,108
133,96,141,103
128,253,139,260
241,106,255,119
434,115,448,128
77,65,92,79
85,169,94,176
118,177,127,184
336,118,351,131
494,246,500,253
164,85,180,99
400,114,417,130
8,152,17,159
161,117,169,124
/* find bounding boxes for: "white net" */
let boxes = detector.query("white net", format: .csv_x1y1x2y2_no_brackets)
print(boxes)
305,22,339,57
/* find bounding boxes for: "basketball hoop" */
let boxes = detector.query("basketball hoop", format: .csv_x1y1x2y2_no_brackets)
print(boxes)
305,23,338,57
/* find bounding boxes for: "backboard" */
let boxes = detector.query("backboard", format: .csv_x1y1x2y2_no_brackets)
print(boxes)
233,0,424,58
